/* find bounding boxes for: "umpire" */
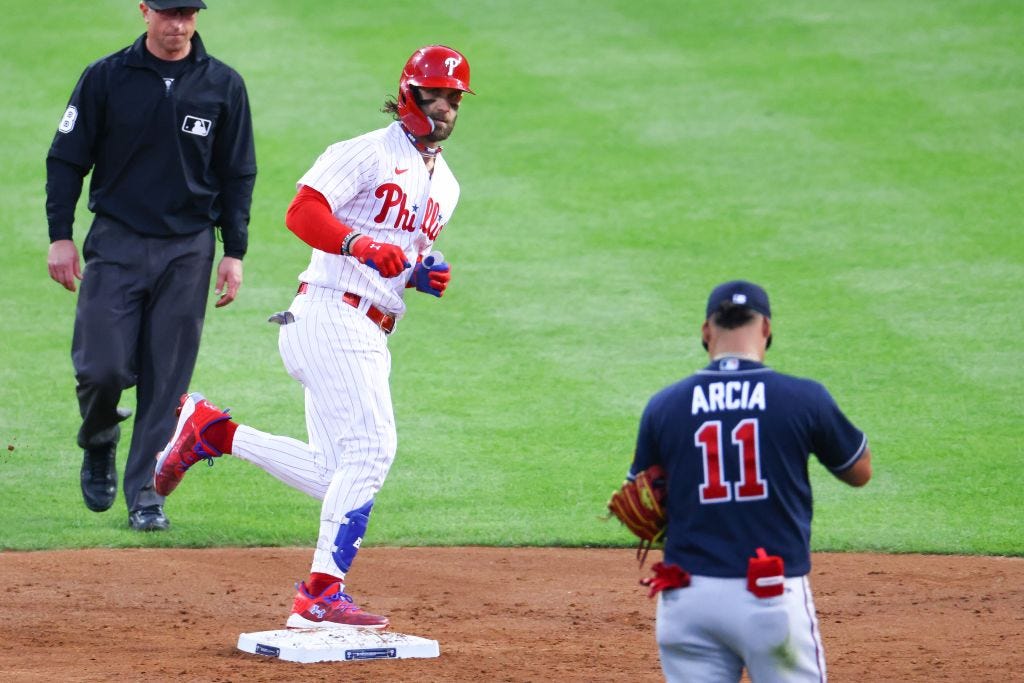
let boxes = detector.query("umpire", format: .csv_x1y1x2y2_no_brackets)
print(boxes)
45,1,256,531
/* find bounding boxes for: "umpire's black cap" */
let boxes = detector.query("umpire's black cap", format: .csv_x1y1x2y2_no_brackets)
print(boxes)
144,0,207,9
705,280,771,319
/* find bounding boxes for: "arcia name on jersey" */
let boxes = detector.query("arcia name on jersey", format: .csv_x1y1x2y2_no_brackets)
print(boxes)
691,381,766,415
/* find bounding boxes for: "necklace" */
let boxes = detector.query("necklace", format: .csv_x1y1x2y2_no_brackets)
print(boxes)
400,124,441,158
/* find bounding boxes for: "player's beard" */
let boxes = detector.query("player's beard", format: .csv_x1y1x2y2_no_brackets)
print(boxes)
425,113,457,143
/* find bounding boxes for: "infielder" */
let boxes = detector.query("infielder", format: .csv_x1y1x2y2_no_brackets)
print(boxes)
623,281,872,682
152,45,474,629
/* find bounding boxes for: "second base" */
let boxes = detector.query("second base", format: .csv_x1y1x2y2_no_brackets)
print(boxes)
237,627,440,663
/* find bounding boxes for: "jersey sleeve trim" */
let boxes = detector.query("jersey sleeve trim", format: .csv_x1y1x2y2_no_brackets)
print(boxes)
827,433,868,473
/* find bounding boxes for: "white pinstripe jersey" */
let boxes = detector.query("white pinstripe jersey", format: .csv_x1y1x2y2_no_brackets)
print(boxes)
295,121,460,318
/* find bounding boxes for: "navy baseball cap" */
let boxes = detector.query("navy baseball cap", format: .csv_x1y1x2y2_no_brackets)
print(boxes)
145,0,207,9
705,280,771,319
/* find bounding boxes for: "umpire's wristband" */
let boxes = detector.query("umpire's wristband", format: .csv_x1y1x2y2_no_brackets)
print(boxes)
341,231,363,256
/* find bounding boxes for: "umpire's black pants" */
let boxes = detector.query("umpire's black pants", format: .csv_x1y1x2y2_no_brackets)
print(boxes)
73,215,214,513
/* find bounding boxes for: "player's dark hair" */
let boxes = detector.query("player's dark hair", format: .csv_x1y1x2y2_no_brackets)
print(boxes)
710,303,758,330
706,303,773,350
382,86,425,120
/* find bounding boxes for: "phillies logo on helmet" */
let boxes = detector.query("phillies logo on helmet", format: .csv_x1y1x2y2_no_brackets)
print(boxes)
397,45,475,137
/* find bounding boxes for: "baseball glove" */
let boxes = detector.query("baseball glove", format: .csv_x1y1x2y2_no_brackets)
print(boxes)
607,465,667,564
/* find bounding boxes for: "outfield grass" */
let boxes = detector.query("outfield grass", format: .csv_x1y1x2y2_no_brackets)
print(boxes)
1,0,1021,555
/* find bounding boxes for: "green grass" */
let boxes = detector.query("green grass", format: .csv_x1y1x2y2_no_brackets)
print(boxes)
1,0,1021,555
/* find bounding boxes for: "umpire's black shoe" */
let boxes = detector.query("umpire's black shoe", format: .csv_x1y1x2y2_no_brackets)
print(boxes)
128,505,170,532
80,444,117,512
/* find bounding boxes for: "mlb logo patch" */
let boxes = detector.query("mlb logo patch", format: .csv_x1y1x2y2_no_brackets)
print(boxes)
182,115,211,137
58,105,78,134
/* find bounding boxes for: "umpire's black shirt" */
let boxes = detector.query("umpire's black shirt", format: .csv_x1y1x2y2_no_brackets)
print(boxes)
46,33,256,258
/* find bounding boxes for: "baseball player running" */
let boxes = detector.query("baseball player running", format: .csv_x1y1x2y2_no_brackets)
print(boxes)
152,45,474,629
626,281,872,682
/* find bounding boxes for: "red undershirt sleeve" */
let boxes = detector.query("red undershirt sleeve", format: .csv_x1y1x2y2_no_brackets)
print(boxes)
284,185,355,253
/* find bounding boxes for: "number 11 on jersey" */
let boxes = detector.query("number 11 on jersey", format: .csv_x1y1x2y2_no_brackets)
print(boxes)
695,419,768,503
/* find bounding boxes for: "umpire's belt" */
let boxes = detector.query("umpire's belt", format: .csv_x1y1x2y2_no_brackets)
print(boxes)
297,282,396,335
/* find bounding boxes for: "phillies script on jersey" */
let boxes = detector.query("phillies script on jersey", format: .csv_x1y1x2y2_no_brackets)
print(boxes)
374,183,445,240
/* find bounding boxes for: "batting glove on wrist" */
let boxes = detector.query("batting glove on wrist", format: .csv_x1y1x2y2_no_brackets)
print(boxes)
412,253,451,297
349,237,410,278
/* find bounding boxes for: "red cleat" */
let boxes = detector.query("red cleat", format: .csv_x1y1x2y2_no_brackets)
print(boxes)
153,392,230,496
286,581,390,630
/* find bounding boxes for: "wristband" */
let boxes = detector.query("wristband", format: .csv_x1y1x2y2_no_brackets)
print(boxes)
341,231,363,256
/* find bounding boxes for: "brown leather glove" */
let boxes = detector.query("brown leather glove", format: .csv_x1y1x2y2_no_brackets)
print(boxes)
607,465,667,563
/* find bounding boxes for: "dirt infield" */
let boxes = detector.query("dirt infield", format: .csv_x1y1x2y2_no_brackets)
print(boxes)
1,547,1020,682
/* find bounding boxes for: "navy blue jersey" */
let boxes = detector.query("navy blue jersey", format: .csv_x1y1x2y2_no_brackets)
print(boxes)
632,357,867,578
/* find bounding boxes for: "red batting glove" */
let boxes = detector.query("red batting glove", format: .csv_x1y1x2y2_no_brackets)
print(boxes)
348,237,410,278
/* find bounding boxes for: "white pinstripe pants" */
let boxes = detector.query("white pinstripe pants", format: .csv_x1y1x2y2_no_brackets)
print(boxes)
231,285,397,577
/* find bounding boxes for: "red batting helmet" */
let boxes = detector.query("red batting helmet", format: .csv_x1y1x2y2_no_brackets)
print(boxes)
398,45,474,137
